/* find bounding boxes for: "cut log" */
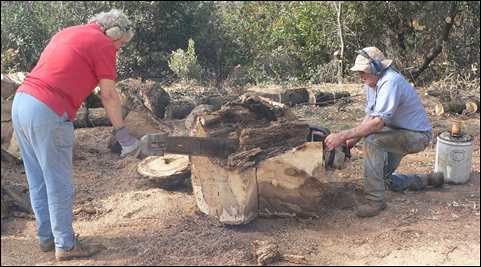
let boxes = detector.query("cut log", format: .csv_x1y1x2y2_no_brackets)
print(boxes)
1,185,33,214
312,91,351,106
465,99,479,113
191,155,258,224
164,99,195,119
190,94,351,224
246,86,310,106
137,154,190,189
116,78,170,119
185,104,214,131
1,72,25,99
1,98,12,122
1,98,21,160
434,99,479,115
255,142,325,217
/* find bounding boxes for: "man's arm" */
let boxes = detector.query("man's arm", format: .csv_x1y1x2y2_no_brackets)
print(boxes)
345,115,369,148
324,116,384,150
98,79,124,128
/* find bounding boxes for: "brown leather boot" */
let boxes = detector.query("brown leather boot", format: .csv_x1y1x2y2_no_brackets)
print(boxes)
55,235,102,261
427,172,444,187
39,239,55,252
418,172,444,188
356,200,387,217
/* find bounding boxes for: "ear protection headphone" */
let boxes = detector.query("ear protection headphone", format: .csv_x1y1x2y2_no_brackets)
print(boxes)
356,49,383,76
104,24,131,41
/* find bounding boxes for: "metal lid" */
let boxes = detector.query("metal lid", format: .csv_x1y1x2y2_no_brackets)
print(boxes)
438,131,473,143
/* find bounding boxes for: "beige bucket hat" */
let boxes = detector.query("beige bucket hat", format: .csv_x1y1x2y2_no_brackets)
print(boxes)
350,47,393,74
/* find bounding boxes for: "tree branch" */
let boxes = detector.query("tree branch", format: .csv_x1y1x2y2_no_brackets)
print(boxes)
410,2,458,82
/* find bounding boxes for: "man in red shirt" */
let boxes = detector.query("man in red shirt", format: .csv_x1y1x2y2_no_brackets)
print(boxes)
11,9,138,261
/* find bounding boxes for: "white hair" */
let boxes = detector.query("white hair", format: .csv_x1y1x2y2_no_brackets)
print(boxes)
89,9,134,41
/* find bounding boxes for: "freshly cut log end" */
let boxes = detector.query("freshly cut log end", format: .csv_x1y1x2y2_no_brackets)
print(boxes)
434,103,445,116
137,154,190,189
465,101,479,113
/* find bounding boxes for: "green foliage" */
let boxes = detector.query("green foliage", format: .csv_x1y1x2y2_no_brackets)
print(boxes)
168,39,203,82
1,1,479,86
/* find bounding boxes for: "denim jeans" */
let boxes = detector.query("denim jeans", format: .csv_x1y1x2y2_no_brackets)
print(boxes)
363,127,431,201
11,92,75,250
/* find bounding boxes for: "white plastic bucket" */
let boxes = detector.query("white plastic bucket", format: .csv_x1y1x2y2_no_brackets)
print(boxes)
435,132,474,184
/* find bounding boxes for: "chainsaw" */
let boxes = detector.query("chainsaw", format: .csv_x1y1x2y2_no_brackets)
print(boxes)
137,133,239,159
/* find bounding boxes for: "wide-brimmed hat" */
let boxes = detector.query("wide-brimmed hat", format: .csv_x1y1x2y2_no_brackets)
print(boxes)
350,47,393,73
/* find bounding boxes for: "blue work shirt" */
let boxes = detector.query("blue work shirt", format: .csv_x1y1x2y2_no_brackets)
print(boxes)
365,68,432,132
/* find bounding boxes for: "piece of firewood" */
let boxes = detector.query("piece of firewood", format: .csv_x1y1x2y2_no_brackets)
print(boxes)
252,240,281,266
137,154,191,189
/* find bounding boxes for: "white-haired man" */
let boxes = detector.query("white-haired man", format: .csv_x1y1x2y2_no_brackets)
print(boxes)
324,47,442,218
12,9,138,261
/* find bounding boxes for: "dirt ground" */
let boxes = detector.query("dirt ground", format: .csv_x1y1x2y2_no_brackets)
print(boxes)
1,83,480,266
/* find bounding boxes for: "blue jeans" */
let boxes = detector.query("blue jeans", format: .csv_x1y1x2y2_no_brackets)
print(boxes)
11,92,75,250
363,127,431,201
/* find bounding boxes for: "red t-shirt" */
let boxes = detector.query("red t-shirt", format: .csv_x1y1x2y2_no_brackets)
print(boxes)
18,23,117,120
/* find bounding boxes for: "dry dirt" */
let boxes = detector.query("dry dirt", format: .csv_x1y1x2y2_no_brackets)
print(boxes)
1,83,480,266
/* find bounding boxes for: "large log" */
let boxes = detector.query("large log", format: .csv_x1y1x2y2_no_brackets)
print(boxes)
164,99,195,119
1,72,26,99
434,99,479,115
246,86,310,106
311,91,351,106
116,78,170,119
190,94,350,224
1,99,21,160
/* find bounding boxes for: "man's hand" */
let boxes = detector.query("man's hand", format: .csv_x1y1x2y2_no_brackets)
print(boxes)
346,137,361,149
112,127,139,157
324,132,346,151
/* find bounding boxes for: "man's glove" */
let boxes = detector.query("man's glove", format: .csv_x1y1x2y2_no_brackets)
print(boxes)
112,127,139,157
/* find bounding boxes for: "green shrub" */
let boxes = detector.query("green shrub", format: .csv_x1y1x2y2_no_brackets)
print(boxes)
168,39,203,83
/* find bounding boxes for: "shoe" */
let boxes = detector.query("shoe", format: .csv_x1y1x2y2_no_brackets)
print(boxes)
417,172,444,188
356,200,387,217
427,172,444,187
39,239,55,252
55,235,101,261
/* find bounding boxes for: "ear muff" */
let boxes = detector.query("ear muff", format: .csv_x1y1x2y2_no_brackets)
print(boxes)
105,26,124,41
356,49,383,76
105,24,131,41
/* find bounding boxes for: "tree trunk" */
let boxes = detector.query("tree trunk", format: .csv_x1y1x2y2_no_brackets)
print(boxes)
411,2,458,81
334,1,344,84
